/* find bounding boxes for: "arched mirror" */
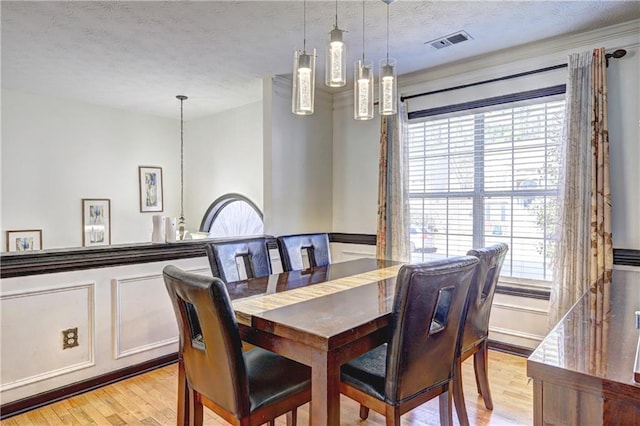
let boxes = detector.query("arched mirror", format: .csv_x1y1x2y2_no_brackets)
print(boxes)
199,193,264,238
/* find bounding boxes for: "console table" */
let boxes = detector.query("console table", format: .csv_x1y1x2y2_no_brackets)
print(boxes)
527,269,640,425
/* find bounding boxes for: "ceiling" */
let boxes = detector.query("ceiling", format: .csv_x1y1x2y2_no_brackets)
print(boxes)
2,1,639,120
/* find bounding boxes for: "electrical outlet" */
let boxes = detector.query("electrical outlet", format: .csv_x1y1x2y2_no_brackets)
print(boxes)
62,327,79,349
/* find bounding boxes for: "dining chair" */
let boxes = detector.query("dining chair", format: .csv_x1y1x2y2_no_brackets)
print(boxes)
205,237,272,283
340,256,479,426
277,233,331,272
163,265,311,426
453,243,508,426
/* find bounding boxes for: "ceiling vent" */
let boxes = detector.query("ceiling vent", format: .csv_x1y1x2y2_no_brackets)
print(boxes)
426,31,473,49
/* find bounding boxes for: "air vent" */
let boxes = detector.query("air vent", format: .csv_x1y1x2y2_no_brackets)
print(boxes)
426,31,473,49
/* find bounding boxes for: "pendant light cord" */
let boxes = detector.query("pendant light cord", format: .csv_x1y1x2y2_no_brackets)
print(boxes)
361,0,365,61
386,3,390,62
303,0,307,52
180,98,184,218
335,0,338,28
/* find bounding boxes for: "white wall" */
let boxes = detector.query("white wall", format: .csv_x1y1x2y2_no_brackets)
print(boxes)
332,98,380,234
1,89,180,249
1,91,265,249
263,76,333,236
333,20,640,250
186,101,263,230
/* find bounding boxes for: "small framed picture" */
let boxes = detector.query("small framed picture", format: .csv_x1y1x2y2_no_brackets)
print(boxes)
82,198,111,247
138,166,163,212
6,229,42,252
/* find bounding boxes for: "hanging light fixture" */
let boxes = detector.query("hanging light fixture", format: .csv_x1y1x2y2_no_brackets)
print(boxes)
176,95,188,240
325,0,346,87
354,0,373,120
292,0,316,115
379,0,397,115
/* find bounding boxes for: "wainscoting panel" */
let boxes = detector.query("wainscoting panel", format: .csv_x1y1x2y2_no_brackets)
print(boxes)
112,266,212,359
489,293,549,349
0,283,95,391
330,243,376,263
112,274,178,359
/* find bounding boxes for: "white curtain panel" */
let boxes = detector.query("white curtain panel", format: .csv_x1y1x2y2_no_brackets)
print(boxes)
548,48,613,329
548,51,593,329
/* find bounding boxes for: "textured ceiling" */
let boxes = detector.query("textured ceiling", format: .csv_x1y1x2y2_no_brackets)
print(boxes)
2,1,639,119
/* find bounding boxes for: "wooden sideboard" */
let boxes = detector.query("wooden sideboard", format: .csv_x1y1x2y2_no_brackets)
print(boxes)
527,269,640,425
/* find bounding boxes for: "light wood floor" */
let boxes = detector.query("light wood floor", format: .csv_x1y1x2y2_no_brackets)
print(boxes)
1,350,532,425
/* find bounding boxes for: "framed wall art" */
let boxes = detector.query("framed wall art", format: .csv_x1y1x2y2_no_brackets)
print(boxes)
138,166,163,212
82,198,111,247
6,229,42,252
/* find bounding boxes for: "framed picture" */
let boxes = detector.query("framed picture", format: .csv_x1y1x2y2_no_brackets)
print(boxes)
138,166,163,212
6,229,42,252
82,198,111,247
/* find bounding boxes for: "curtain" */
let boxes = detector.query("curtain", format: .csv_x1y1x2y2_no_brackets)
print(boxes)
376,102,410,261
548,48,613,330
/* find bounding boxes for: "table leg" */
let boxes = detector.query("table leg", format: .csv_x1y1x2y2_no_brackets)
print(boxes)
310,351,341,426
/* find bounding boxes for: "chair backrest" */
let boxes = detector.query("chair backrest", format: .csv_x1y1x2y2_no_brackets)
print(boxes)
277,233,331,272
163,265,250,417
384,256,479,403
205,237,272,283
461,243,508,352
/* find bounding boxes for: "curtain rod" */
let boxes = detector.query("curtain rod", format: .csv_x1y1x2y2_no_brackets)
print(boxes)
400,49,627,103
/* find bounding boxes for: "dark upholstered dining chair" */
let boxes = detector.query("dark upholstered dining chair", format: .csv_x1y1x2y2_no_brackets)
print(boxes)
453,243,508,426
205,237,272,283
340,256,479,426
277,233,331,272
163,265,311,426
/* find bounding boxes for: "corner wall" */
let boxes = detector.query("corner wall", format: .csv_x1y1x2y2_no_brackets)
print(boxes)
263,76,333,236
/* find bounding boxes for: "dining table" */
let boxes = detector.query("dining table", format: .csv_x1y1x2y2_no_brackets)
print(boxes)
208,257,404,426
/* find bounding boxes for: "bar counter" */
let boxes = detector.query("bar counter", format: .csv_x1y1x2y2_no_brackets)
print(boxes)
527,269,640,425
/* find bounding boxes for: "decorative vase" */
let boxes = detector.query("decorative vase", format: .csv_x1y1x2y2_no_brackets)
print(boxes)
165,217,177,243
151,215,165,243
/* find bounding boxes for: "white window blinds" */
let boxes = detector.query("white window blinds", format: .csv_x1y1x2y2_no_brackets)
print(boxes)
408,97,564,282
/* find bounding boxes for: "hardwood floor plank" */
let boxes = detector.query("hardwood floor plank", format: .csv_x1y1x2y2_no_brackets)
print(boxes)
1,350,532,425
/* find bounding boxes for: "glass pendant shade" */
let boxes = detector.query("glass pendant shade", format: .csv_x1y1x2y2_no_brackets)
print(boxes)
354,59,374,120
379,58,397,115
326,28,346,87
292,49,316,115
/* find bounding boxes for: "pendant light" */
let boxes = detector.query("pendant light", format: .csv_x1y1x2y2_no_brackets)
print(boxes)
176,95,188,240
354,0,373,120
325,0,346,87
292,0,316,115
379,0,397,115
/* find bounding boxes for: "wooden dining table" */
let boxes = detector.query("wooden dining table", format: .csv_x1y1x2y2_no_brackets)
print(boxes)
225,257,404,426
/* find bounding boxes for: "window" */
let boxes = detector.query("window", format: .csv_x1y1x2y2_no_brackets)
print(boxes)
408,94,564,284
200,193,264,238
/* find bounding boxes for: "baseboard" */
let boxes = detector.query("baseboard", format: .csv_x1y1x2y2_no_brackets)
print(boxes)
488,340,533,357
0,353,178,420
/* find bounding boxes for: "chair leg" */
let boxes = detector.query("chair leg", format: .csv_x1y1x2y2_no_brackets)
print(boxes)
452,358,469,426
439,390,453,426
188,388,203,426
473,354,482,394
385,405,401,426
359,404,370,420
474,340,493,410
286,407,297,426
